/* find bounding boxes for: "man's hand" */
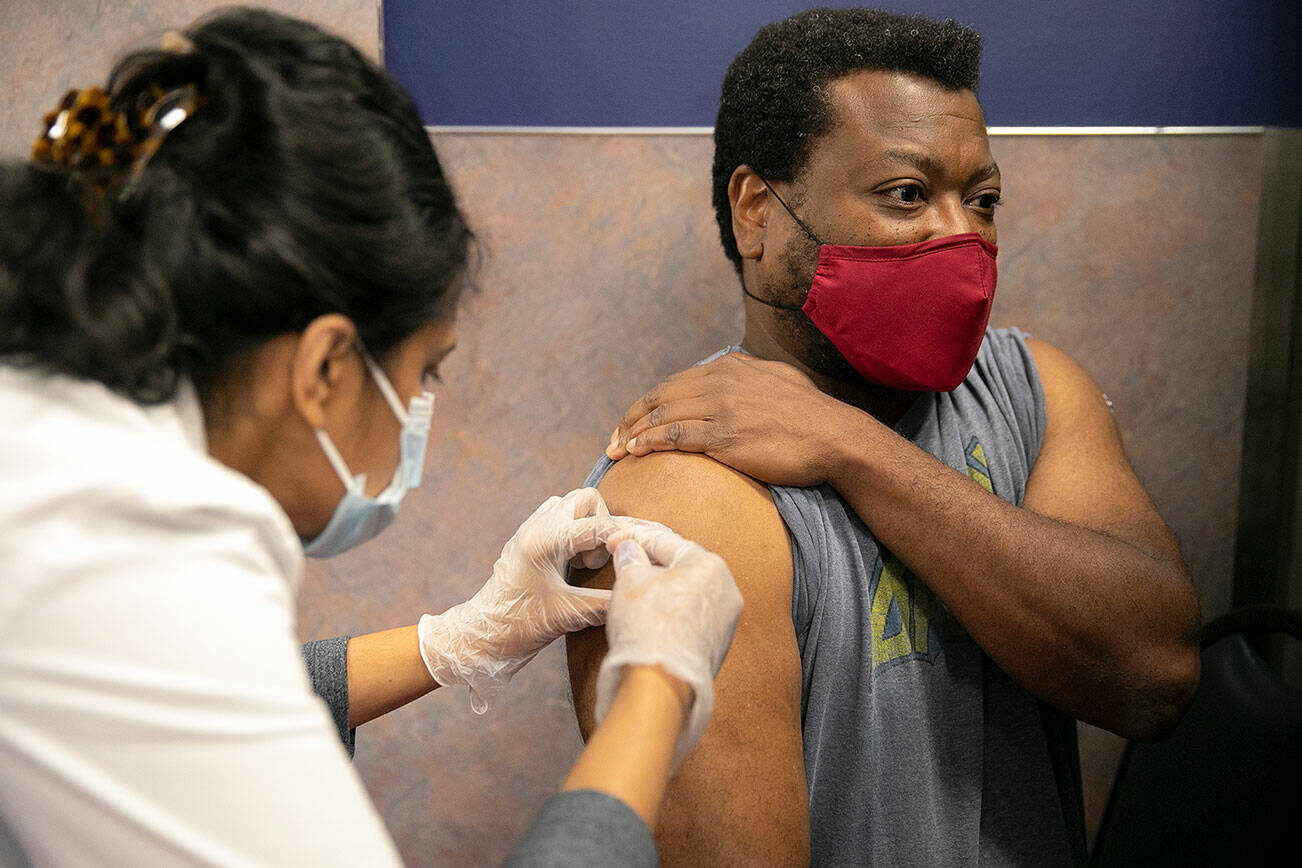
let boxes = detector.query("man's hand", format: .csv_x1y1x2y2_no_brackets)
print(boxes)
606,351,859,487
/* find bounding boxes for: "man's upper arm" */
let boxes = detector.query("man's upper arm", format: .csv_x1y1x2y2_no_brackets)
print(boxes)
1023,338,1184,564
566,451,810,867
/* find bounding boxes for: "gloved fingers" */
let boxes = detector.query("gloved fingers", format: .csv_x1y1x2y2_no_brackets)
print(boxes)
557,584,612,628
517,490,608,550
603,517,674,554
561,492,613,570
614,538,653,570
570,545,610,570
555,514,636,565
606,519,704,568
564,583,613,601
566,508,652,570
536,493,564,516
609,538,665,590
562,486,609,521
468,683,500,715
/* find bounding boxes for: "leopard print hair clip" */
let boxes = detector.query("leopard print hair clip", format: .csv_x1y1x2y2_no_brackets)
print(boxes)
32,83,203,196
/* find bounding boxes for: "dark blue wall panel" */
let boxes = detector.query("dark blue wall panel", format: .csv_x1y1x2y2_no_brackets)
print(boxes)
384,1,1300,127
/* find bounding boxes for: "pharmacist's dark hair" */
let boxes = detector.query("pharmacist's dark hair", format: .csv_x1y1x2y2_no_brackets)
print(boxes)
713,7,981,275
0,6,472,403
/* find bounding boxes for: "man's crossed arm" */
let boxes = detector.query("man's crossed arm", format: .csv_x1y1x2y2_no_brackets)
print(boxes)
604,340,1201,740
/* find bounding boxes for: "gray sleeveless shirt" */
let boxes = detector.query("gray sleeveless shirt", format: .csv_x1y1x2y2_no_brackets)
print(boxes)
580,328,1086,866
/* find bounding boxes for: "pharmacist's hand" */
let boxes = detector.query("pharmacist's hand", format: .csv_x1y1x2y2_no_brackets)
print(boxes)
594,521,743,766
418,488,622,712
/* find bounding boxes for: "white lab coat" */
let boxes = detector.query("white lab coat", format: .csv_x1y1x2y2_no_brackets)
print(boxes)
0,365,402,866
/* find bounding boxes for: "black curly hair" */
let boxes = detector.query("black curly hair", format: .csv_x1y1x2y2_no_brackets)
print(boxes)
1,7,472,403
712,7,982,275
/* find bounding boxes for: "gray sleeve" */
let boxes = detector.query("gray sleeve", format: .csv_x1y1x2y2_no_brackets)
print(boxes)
995,326,1048,469
300,636,356,758
504,790,657,868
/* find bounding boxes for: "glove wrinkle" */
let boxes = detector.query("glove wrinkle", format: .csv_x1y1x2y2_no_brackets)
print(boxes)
417,488,627,713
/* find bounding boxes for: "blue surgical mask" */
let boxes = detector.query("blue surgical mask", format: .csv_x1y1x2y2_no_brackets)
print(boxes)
302,347,435,558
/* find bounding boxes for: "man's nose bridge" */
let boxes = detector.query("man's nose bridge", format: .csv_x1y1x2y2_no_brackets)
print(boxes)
929,195,976,239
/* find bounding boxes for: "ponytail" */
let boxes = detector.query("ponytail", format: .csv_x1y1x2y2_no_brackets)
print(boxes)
0,161,183,400
0,7,472,404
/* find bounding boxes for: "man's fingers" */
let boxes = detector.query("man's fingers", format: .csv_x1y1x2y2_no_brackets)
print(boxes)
623,420,717,459
608,352,766,458
609,399,719,459
612,367,717,441
773,365,808,383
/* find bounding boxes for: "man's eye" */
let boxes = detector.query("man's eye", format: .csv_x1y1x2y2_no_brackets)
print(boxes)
884,184,925,204
971,192,1003,212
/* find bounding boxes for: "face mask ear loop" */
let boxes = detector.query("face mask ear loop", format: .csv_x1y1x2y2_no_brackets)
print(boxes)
759,176,825,246
314,428,357,488
356,343,435,435
740,177,824,313
359,347,411,423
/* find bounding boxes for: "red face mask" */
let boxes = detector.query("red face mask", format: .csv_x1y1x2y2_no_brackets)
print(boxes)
747,182,998,392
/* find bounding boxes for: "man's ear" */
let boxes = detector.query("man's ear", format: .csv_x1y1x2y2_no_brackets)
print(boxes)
290,314,360,429
729,165,770,262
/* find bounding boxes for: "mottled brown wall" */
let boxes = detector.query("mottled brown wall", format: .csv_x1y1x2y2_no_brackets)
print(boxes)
2,3,1264,865
982,133,1261,830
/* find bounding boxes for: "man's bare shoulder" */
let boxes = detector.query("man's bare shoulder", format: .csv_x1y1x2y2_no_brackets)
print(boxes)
600,450,775,515
588,451,792,596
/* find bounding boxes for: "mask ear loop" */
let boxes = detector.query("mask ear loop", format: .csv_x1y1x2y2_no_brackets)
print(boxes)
312,342,437,495
313,343,411,485
314,427,360,488
741,177,826,312
356,344,436,490
358,345,430,422
758,177,825,246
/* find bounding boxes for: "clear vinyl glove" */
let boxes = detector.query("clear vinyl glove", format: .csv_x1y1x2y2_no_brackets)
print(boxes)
595,521,744,769
419,488,623,713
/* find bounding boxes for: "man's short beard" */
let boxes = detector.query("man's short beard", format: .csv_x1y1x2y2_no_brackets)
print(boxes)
762,231,862,383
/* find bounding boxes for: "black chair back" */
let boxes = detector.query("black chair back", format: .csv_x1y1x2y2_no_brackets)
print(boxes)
1091,605,1302,866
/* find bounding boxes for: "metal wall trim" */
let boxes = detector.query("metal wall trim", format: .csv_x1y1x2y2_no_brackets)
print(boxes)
426,125,1266,136
988,126,1265,135
427,126,715,135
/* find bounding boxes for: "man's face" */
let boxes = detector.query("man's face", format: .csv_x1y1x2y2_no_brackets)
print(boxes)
753,69,1001,382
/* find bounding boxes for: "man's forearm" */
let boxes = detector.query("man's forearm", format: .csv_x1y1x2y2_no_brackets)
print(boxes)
826,412,1200,739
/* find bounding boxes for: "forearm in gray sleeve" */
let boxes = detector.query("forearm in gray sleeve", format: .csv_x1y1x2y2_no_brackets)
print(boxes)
504,790,657,867
300,636,356,758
